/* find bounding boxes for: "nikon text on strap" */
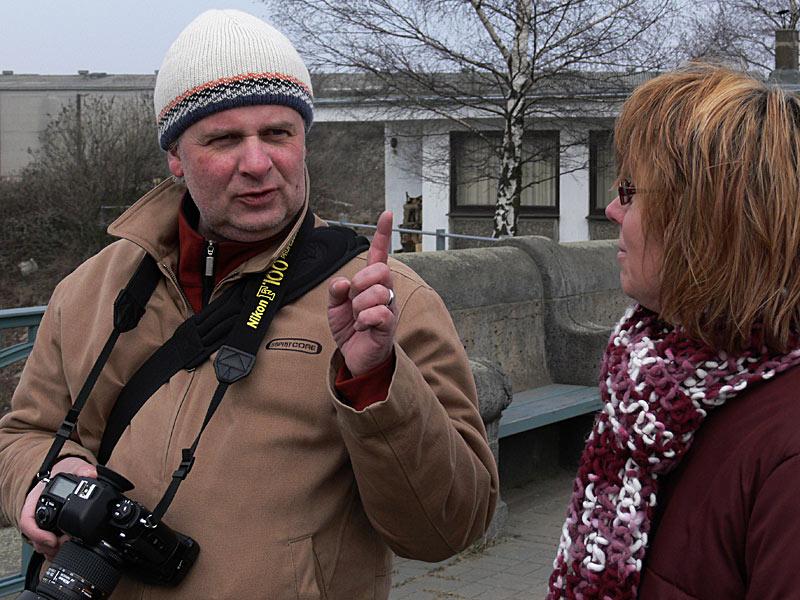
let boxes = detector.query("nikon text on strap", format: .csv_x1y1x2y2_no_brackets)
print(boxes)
148,220,310,521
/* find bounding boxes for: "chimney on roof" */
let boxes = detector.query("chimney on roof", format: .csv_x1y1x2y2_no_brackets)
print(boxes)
78,69,89,76
770,29,800,84
776,29,798,70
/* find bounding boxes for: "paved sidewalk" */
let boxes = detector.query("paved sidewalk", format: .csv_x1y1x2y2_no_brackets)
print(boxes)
389,468,574,600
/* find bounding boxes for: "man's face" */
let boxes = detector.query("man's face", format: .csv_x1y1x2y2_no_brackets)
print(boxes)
168,104,307,242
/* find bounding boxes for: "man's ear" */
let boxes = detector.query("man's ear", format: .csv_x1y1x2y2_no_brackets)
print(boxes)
167,145,184,178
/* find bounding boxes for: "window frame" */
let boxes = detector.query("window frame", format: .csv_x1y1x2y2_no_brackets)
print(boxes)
449,129,560,218
589,129,616,217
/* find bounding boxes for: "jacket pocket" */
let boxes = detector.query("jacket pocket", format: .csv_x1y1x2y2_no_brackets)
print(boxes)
289,535,325,599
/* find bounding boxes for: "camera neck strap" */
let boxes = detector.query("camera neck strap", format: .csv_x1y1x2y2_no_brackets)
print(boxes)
152,212,376,523
96,216,369,465
34,209,369,520
34,255,163,483
150,218,309,523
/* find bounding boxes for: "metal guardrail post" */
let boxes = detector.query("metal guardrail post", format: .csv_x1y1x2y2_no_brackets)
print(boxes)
435,229,446,251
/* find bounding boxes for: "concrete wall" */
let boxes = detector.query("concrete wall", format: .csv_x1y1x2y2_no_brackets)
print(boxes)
395,235,627,393
558,130,590,242
384,121,423,252
0,74,155,177
0,93,64,176
396,235,626,527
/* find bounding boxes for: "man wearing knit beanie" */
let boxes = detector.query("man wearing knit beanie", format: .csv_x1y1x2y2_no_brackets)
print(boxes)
0,9,497,599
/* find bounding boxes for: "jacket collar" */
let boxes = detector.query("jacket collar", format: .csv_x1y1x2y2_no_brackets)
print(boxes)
107,177,311,277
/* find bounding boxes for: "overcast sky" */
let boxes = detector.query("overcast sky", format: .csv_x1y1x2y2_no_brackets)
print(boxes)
1,1,281,75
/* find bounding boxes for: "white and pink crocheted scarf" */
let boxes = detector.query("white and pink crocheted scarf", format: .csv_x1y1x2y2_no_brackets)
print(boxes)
547,304,800,599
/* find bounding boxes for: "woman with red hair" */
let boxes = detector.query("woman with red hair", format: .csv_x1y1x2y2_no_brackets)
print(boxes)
548,63,800,599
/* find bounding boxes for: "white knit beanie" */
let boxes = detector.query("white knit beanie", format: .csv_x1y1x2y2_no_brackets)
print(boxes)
154,9,313,150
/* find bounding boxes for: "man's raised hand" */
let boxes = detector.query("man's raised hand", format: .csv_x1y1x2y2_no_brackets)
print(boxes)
328,211,397,377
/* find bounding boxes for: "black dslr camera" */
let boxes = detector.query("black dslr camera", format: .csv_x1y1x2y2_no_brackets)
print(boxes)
18,465,198,599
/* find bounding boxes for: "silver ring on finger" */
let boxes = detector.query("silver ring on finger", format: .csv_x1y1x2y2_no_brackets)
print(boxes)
385,288,395,307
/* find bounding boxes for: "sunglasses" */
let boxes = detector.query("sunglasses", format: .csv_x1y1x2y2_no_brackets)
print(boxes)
618,180,636,205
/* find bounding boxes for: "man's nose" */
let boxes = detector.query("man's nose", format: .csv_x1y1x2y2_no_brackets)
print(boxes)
238,138,273,177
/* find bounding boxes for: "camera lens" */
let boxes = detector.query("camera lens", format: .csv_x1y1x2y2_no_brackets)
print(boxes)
32,541,121,600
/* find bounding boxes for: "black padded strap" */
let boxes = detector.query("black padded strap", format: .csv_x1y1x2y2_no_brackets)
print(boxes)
114,256,163,332
97,281,249,464
285,224,370,303
151,214,318,522
98,217,369,465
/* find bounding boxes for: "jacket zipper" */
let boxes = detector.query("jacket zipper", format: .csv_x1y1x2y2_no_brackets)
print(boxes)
161,262,194,316
202,240,217,308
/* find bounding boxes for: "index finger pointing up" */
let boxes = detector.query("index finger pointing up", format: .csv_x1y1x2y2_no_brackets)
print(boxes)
367,210,393,266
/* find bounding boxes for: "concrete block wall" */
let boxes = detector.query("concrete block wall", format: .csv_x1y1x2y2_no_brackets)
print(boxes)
395,235,627,536
395,235,627,392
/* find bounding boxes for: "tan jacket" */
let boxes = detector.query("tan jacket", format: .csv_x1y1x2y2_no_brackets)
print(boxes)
0,181,498,599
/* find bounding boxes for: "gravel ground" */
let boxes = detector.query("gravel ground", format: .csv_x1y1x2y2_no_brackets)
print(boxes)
0,525,24,599
0,527,21,578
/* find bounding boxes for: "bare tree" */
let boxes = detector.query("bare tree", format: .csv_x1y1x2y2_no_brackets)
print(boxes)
267,0,675,236
0,94,167,307
31,94,167,234
677,0,799,73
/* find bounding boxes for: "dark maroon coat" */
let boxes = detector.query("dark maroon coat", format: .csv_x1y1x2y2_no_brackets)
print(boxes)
639,364,800,598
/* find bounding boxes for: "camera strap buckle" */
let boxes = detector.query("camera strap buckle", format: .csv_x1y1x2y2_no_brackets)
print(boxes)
56,415,77,439
173,449,195,481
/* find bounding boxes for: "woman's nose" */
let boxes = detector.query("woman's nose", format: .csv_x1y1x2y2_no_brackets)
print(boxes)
605,196,624,224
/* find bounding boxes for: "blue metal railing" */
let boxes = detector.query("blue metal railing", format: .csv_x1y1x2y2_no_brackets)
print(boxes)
0,306,46,369
0,543,31,594
0,305,46,593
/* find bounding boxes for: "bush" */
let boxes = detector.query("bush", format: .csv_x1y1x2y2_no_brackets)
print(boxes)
0,94,169,307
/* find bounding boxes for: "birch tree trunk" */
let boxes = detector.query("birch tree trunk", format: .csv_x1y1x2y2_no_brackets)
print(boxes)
491,0,531,237
494,95,524,237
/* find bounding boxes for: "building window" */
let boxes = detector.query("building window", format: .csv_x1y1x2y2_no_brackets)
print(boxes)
589,130,616,215
450,131,559,216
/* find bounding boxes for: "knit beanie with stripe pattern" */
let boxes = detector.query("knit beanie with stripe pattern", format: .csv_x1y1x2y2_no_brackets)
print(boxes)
154,9,314,150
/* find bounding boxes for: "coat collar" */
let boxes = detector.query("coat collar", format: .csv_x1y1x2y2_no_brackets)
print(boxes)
107,177,312,277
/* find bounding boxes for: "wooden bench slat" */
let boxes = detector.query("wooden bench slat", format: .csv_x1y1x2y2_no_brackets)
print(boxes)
499,383,602,439
505,384,599,411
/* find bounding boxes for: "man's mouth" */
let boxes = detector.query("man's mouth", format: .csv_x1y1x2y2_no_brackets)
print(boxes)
236,188,277,203
240,187,274,196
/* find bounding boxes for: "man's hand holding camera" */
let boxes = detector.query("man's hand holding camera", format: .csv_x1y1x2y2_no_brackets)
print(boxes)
21,456,96,561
